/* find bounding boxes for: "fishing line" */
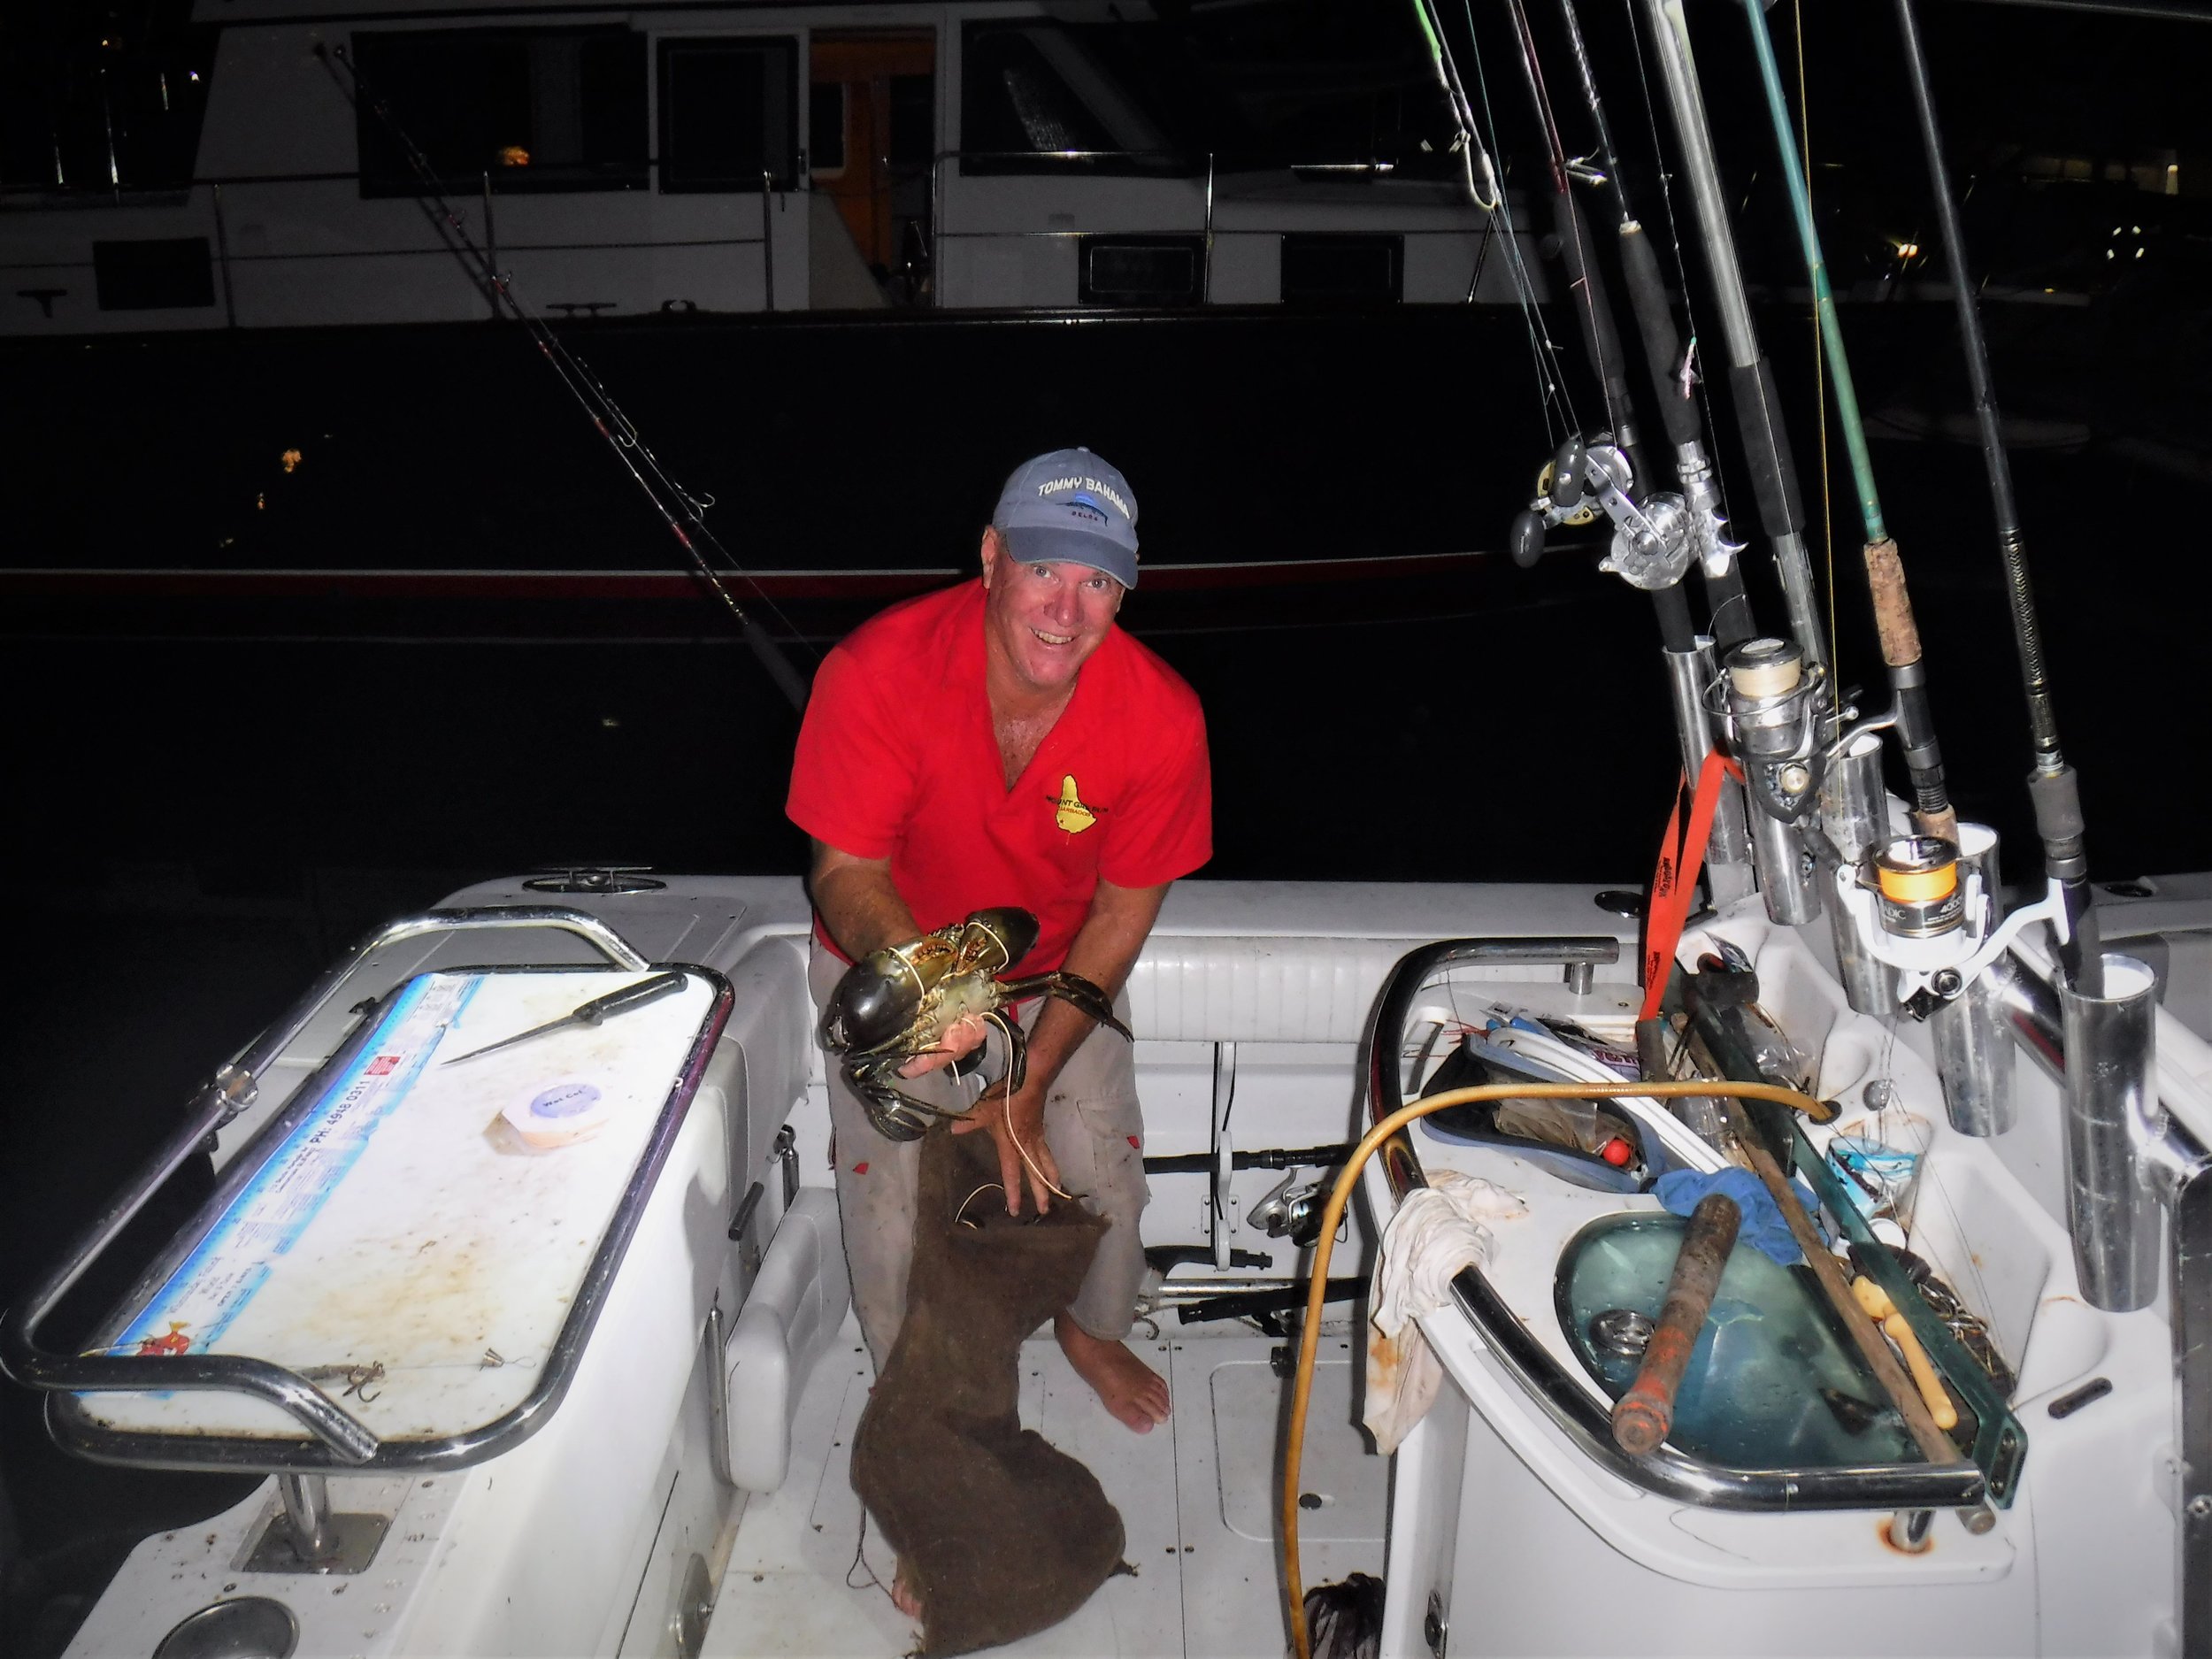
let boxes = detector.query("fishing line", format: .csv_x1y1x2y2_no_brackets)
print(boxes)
1614,0,1732,519
1887,0,2098,985
1428,0,1580,431
1791,0,1840,680
1735,0,1955,836
323,43,814,712
1495,0,1634,451
1420,0,1580,442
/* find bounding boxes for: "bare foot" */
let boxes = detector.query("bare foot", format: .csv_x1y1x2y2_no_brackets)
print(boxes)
1056,1312,1171,1432
890,1561,922,1621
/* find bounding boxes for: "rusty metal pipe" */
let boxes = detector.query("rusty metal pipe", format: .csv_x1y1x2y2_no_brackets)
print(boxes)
1612,1192,1740,1454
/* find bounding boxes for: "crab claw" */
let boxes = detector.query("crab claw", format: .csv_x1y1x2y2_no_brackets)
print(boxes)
958,907,1041,974
1000,971,1133,1041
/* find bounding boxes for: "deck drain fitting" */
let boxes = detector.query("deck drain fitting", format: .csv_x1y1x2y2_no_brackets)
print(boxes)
154,1597,299,1659
1589,1308,1655,1358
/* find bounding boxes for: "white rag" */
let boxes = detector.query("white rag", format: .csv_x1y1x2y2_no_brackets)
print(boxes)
1362,1170,1526,1455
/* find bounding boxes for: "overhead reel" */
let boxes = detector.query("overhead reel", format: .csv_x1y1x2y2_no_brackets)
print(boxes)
1510,433,1735,593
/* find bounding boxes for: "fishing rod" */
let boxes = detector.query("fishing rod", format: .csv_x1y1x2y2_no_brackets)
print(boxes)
1550,0,1759,657
322,43,811,714
1498,0,1653,497
1615,0,1899,940
1887,0,2100,991
1730,1,1955,847
1479,0,1712,672
1413,0,1707,676
1673,0,2090,1039
1624,0,1847,750
1406,0,1589,457
1502,0,1851,916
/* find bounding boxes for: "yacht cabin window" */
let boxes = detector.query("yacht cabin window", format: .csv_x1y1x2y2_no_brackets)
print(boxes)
958,21,1188,175
1,13,215,196
657,37,800,193
351,27,647,196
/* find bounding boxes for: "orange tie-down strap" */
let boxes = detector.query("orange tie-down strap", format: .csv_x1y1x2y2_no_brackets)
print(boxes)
1640,749,1747,1023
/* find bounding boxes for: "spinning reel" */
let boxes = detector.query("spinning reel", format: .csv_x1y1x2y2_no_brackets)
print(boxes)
1830,829,2072,1016
1717,637,1829,825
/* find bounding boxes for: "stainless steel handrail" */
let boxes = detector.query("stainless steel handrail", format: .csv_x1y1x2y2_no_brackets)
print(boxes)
0,906,660,1470
2170,1122,2212,1655
1366,937,1989,1512
51,965,733,1475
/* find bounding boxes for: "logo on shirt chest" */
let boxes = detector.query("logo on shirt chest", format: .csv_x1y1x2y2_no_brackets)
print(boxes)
1051,774,1102,833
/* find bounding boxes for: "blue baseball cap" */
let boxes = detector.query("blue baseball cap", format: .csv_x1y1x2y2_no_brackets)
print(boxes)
990,448,1141,589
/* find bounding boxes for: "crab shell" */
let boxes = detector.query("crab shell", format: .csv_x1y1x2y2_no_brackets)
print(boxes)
820,906,1041,1058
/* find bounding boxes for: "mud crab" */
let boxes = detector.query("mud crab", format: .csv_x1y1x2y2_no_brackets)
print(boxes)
820,906,1132,1141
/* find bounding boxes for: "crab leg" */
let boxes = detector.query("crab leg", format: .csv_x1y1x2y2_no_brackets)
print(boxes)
998,972,1133,1041
842,1061,972,1126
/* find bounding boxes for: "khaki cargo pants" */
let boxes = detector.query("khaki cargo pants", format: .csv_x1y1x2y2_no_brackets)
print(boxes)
810,941,1150,1372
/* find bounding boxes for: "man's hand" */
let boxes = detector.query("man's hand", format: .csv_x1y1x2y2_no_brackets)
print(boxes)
813,840,993,1079
952,1076,1064,1215
941,876,1167,1211
896,1012,990,1079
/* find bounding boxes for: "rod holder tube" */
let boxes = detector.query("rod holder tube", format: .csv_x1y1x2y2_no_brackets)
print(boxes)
2059,951,2163,1311
1748,809,1821,926
1664,647,1753,903
279,1472,334,1560
1933,825,2016,1135
1820,731,1899,1012
2169,1129,2212,1655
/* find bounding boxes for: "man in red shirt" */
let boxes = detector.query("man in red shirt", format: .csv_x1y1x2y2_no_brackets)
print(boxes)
788,448,1211,1448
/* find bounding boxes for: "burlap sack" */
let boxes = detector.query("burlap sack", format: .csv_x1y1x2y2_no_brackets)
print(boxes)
849,1125,1128,1656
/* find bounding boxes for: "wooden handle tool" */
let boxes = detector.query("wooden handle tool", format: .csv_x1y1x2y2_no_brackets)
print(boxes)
1715,1096,1966,1468
1853,1275,1959,1432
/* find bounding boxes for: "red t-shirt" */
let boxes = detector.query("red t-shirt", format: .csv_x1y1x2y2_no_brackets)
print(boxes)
787,580,1211,972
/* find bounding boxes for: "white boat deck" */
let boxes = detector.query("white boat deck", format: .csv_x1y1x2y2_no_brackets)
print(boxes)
707,1318,1384,1659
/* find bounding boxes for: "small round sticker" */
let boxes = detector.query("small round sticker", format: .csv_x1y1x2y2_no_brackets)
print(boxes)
530,1081,602,1119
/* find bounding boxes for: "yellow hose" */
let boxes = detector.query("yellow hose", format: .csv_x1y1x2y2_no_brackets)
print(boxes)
1281,1078,1827,1659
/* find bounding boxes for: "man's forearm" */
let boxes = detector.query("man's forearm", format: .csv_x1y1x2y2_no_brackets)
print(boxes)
1011,879,1167,1099
809,842,920,960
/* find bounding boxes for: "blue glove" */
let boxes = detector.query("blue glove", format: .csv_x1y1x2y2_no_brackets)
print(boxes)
1653,1166,1818,1265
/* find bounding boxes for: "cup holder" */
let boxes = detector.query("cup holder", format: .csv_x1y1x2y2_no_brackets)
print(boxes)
153,1597,299,1659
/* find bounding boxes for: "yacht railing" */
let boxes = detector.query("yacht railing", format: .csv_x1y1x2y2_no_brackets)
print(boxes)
1364,937,1990,1512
